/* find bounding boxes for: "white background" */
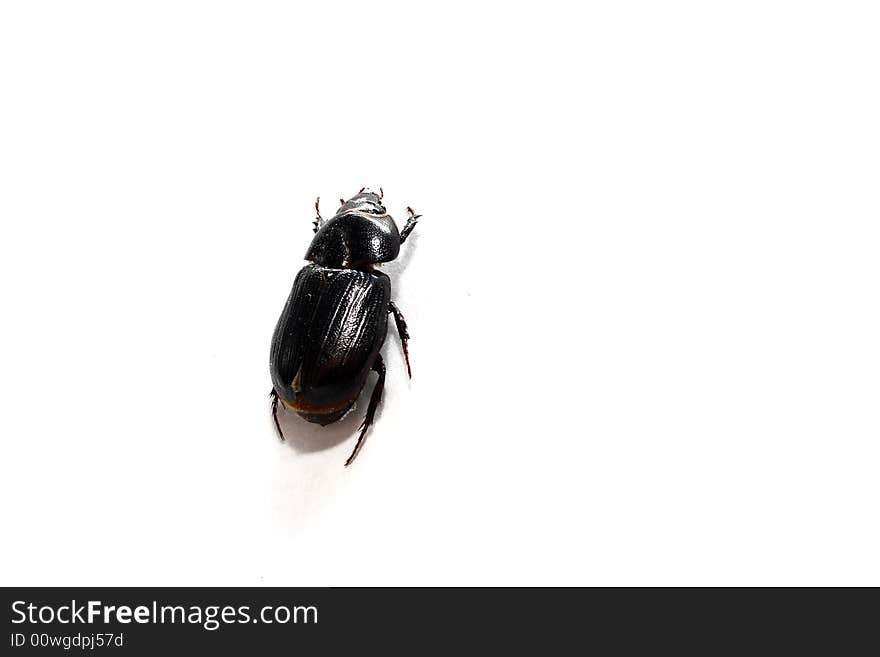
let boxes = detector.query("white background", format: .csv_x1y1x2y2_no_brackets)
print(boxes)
1,2,878,586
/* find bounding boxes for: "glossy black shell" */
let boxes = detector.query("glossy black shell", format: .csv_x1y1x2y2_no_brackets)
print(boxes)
305,192,401,268
270,264,391,424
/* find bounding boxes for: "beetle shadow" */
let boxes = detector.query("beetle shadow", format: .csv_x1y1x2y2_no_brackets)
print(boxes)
273,380,380,455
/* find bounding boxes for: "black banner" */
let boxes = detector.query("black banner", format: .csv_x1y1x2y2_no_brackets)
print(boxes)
1,588,875,653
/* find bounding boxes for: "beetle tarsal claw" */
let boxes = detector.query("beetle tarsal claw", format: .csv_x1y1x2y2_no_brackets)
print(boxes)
402,341,412,379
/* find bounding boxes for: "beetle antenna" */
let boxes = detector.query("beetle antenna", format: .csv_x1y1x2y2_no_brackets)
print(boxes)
340,198,345,206
379,187,384,200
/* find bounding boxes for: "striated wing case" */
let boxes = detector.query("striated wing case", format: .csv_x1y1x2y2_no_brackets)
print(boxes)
270,265,390,422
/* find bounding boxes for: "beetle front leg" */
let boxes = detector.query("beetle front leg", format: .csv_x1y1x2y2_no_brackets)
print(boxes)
400,206,421,244
388,301,412,379
312,197,324,234
344,354,386,467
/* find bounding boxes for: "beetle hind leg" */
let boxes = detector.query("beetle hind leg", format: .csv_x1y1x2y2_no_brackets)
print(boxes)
269,389,285,441
344,354,386,467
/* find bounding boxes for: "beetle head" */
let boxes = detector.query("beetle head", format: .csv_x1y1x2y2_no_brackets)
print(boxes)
338,189,386,216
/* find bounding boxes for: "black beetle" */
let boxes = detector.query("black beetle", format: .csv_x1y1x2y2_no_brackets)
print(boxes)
270,188,420,466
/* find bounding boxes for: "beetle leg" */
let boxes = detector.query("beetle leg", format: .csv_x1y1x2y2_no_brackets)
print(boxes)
312,197,324,234
400,206,421,244
269,389,285,441
344,354,385,467
388,301,412,379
